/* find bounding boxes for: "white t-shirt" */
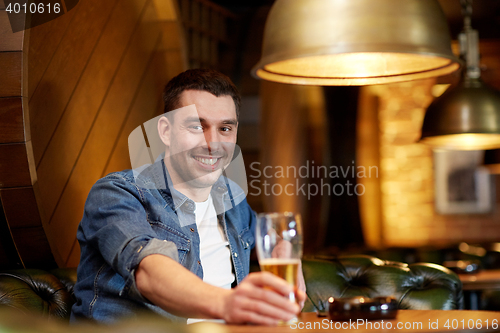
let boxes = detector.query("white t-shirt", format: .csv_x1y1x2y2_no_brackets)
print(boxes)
194,194,235,288
187,194,234,324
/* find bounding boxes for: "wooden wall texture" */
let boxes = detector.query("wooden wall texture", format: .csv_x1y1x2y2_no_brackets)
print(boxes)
0,0,187,268
259,81,329,254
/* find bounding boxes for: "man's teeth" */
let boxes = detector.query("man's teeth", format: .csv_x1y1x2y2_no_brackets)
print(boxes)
195,157,218,165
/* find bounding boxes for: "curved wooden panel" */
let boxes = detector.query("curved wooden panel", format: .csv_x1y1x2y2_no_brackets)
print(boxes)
0,53,22,96
0,0,187,268
0,98,24,143
0,10,54,269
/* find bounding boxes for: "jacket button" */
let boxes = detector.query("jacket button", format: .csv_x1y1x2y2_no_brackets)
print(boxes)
190,228,195,232
234,253,238,258
198,261,201,265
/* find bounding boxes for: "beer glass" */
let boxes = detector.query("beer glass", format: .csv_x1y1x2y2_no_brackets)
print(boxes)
255,212,303,304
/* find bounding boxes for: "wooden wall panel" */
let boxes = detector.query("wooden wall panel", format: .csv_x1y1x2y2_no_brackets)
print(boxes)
35,0,150,224
62,51,166,267
27,8,78,101
10,227,55,268
102,95,164,177
29,0,119,166
0,11,24,51
0,144,31,187
0,187,42,228
0,187,56,268
102,53,165,178
0,4,39,269
102,21,187,176
48,27,164,263
0,52,22,96
38,0,181,266
0,0,186,268
0,98,24,143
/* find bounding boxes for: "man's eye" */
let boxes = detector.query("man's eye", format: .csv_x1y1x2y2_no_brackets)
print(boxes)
190,125,203,131
221,126,233,132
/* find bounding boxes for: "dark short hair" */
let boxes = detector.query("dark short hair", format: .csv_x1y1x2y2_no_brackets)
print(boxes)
163,69,241,118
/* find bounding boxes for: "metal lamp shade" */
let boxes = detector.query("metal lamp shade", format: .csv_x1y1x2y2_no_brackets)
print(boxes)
420,79,500,150
252,0,461,86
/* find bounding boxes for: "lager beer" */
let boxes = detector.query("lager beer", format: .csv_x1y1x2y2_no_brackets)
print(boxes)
259,258,299,303
256,212,302,325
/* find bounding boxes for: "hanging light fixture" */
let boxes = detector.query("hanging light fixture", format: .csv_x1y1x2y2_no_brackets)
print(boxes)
251,0,461,86
420,0,500,150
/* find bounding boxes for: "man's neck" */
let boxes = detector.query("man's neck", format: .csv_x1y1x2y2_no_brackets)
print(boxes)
173,183,211,203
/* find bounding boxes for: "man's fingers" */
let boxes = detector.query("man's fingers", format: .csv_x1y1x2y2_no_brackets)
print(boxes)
246,272,295,298
297,289,306,309
244,271,303,313
225,271,304,325
296,289,306,303
225,286,298,325
239,281,299,314
242,296,297,322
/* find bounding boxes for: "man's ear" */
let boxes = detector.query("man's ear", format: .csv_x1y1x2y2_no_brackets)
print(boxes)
158,116,171,147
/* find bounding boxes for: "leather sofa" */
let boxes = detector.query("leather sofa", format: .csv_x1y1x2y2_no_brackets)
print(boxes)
0,268,77,320
302,255,464,312
0,254,463,325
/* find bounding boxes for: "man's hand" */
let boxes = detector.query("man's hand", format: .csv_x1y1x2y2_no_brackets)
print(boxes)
136,254,306,325
220,271,305,325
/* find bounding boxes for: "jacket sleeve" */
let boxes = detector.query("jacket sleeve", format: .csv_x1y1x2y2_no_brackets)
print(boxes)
78,173,179,302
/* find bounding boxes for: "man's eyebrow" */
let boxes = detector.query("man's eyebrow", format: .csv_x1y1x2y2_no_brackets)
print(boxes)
182,117,238,125
183,116,202,123
221,119,238,125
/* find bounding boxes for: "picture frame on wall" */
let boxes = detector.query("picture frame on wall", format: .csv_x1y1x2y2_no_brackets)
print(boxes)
433,150,494,214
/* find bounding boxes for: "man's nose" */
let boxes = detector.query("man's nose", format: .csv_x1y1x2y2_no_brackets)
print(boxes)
203,127,221,151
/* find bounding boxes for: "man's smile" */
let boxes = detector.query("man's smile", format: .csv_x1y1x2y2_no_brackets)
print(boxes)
193,156,220,166
191,153,229,170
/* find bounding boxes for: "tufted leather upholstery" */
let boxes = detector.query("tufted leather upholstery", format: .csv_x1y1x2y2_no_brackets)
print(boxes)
0,268,77,320
302,255,464,312
0,255,463,322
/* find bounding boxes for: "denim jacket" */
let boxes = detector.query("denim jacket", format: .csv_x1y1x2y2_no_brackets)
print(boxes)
70,159,256,323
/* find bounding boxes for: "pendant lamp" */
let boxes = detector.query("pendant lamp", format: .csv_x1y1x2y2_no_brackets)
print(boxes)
251,0,461,86
420,0,500,150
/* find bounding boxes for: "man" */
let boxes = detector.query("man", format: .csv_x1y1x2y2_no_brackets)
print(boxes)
71,69,305,325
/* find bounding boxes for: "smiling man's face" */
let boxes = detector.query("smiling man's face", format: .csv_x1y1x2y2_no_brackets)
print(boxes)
162,89,238,198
